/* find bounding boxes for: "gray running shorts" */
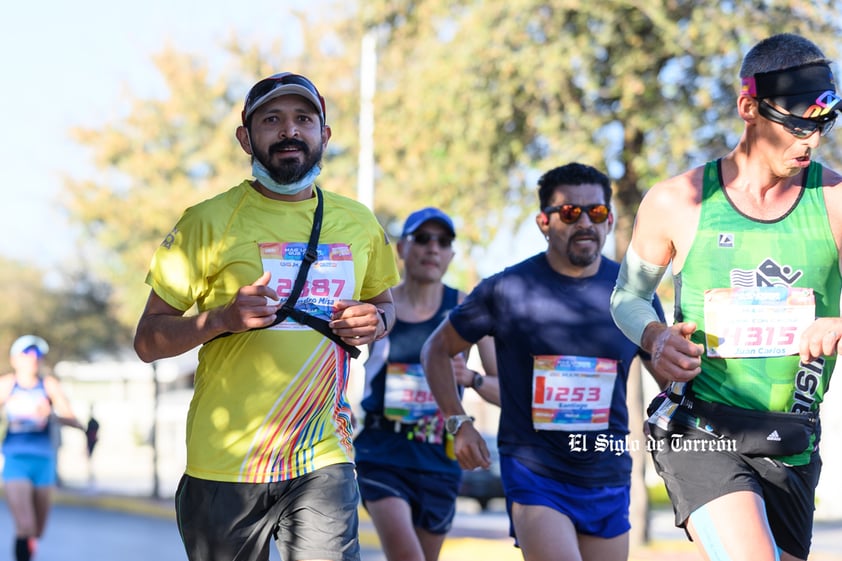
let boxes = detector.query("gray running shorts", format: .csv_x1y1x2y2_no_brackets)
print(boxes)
175,463,361,561
651,439,820,559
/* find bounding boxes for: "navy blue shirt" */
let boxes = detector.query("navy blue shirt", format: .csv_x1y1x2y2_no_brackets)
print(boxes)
355,286,462,474
450,254,664,486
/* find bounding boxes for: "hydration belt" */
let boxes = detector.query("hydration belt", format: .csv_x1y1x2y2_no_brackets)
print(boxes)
646,382,818,457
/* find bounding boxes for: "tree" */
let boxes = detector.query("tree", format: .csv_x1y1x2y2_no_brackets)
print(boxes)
62,8,366,330
59,2,842,324
364,0,842,256
62,47,250,328
361,0,842,548
0,256,128,369
0,256,55,369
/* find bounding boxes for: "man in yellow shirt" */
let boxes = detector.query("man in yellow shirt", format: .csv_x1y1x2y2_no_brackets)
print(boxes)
134,72,400,561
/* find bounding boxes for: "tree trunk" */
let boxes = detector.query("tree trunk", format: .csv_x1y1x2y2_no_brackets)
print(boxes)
628,358,650,547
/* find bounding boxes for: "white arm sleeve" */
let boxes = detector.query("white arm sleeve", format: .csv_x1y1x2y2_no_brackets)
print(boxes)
610,244,668,346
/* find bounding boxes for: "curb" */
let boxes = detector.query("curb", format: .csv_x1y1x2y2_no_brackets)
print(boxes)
53,488,176,520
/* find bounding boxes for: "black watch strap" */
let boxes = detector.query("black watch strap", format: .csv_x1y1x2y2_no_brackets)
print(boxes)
375,307,389,341
377,308,389,332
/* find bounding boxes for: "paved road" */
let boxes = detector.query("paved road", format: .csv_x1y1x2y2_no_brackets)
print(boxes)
1,495,839,560
0,499,383,561
0,501,388,561
0,496,508,561
0,501,187,561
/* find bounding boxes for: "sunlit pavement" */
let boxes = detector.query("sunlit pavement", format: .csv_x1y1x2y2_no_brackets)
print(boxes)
1,491,839,561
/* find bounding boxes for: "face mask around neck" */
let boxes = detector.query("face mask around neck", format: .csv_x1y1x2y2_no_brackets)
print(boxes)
252,158,321,196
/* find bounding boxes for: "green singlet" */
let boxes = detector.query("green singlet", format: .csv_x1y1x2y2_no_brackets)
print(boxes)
676,160,841,465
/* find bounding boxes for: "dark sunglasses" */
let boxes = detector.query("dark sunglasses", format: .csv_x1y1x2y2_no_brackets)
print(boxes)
543,203,610,225
405,232,454,248
757,99,836,139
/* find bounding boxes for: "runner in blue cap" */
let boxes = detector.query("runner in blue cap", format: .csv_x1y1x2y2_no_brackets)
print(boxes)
355,207,499,561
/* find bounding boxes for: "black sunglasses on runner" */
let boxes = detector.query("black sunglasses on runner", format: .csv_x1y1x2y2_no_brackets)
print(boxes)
543,203,610,225
757,99,836,139
406,232,454,248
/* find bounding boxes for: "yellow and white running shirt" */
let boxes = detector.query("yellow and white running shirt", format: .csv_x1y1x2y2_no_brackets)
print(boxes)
145,181,400,483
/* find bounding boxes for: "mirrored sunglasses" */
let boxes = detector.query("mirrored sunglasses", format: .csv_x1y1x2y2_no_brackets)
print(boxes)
544,203,610,225
405,232,454,248
758,99,836,139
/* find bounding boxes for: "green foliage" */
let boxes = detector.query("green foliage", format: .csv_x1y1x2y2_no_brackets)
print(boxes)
365,0,842,253
63,46,247,327
0,256,128,370
62,9,366,329
0,257,54,366
60,0,842,332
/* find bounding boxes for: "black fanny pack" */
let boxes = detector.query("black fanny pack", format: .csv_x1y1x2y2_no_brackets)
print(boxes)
645,386,819,457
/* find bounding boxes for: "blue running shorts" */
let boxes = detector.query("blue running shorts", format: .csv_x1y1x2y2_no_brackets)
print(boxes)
2,453,56,487
356,461,460,534
501,455,630,539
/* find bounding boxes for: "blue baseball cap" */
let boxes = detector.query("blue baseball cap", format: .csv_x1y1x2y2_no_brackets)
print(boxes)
401,207,456,238
10,335,49,358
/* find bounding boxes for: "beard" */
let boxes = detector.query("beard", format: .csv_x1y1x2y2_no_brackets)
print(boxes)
568,248,600,267
254,137,324,184
566,232,602,267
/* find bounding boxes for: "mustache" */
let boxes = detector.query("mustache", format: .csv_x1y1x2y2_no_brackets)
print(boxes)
570,229,598,241
269,139,309,155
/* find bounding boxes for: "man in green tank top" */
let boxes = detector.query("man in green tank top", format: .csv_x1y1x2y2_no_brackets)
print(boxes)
611,33,842,561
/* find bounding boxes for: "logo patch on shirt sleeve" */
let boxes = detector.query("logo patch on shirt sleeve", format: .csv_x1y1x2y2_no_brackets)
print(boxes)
161,227,179,249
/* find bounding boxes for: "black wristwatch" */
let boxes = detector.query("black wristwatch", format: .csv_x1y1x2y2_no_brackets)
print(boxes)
471,371,484,389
